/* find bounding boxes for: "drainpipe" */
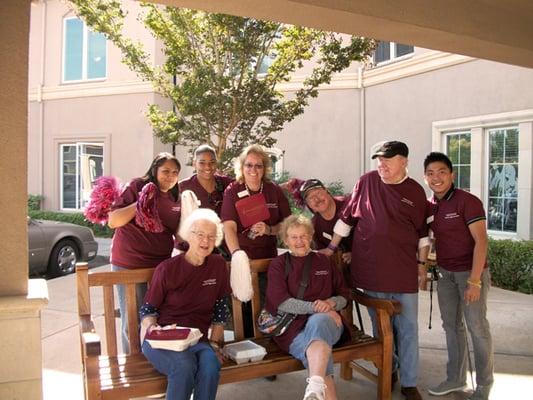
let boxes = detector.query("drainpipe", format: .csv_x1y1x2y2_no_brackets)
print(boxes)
38,0,47,200
357,65,366,177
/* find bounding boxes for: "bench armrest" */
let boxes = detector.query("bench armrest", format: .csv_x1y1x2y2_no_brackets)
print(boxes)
80,315,102,357
352,289,402,316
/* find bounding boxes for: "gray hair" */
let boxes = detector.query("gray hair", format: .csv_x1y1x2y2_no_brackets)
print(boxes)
179,208,224,247
278,214,314,244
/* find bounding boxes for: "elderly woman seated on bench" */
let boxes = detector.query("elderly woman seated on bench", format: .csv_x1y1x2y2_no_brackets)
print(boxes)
265,214,351,400
139,208,231,400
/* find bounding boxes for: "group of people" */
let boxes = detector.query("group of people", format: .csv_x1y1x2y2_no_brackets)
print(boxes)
106,140,493,400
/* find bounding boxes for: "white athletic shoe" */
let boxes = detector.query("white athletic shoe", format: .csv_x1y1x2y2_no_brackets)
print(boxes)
303,376,326,400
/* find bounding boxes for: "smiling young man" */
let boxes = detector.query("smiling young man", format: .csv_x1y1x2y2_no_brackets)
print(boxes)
324,141,430,400
424,152,493,400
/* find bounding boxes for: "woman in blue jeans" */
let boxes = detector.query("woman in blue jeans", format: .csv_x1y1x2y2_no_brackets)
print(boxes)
140,209,231,400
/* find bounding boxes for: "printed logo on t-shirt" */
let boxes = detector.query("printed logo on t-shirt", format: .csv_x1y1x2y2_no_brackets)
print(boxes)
314,270,329,276
401,197,414,207
172,206,181,212
444,212,460,220
202,278,217,286
266,203,278,209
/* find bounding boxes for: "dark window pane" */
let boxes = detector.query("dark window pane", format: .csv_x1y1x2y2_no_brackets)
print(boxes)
503,199,518,232
446,135,460,164
62,145,77,208
374,41,390,63
395,43,414,57
458,166,470,191
505,128,519,163
489,130,505,163
487,198,503,231
459,134,471,164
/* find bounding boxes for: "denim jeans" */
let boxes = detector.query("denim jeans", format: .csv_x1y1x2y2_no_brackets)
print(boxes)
112,264,148,353
436,267,494,388
365,291,419,387
142,340,221,400
288,313,344,376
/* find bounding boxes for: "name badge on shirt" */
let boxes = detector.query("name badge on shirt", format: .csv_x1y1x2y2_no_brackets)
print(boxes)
427,215,434,224
237,190,249,198
322,232,333,240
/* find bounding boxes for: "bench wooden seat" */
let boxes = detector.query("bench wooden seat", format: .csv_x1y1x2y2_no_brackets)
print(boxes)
76,258,400,400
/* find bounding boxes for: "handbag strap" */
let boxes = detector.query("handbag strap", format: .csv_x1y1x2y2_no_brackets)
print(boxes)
284,252,313,300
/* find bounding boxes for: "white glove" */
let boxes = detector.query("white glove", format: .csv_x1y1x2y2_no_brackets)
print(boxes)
230,250,253,302
180,190,200,226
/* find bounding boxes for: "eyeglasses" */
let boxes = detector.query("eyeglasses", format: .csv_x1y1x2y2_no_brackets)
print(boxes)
287,234,311,241
190,231,217,242
244,163,264,170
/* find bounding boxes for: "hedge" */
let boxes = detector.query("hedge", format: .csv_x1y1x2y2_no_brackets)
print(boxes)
28,210,114,238
488,238,533,294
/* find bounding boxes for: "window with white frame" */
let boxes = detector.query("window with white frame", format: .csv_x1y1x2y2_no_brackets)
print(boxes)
63,17,107,82
60,143,104,210
266,147,284,179
487,127,519,233
445,132,471,191
373,41,414,64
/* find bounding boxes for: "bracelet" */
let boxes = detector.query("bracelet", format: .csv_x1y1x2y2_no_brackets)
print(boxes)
467,279,482,288
327,243,338,252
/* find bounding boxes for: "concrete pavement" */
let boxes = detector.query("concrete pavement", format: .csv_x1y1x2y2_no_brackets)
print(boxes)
41,238,533,399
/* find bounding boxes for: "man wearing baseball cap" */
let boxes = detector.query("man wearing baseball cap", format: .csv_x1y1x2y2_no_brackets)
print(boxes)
323,140,430,400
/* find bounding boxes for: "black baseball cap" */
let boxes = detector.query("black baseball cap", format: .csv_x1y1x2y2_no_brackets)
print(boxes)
371,141,409,159
300,179,326,200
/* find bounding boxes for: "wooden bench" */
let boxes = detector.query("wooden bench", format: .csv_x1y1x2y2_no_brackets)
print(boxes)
76,258,400,400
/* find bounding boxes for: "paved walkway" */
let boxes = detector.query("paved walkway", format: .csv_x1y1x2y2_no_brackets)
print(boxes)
41,239,533,399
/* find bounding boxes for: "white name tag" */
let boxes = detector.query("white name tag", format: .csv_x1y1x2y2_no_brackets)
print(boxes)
237,190,249,198
322,232,332,240
427,215,434,224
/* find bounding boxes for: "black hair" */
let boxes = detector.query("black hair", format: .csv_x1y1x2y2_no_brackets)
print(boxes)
424,152,453,172
193,144,217,160
142,152,181,201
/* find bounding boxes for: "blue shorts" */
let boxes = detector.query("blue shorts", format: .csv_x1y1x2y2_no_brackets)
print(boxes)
288,313,344,376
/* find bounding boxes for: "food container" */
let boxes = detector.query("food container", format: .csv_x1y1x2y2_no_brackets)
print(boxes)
146,325,203,352
223,340,267,364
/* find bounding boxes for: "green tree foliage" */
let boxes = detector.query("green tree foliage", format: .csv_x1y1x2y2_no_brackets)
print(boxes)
69,0,375,168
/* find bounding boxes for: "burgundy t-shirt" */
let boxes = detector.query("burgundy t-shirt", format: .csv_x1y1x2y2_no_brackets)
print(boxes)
427,187,487,272
221,180,291,259
265,252,351,352
312,196,353,252
179,174,233,216
340,171,428,293
144,253,231,340
110,178,181,269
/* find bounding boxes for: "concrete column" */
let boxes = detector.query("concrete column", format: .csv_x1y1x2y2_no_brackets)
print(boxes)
0,1,49,399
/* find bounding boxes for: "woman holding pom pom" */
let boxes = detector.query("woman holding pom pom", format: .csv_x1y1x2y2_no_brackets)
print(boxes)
108,152,182,353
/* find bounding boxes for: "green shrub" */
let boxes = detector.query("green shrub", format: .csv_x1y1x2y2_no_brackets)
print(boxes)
28,194,44,211
488,238,533,294
28,210,114,238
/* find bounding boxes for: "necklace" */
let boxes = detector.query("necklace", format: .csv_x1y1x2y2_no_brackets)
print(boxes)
245,181,263,195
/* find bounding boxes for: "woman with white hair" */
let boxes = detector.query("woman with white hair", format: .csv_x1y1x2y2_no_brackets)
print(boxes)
140,208,231,400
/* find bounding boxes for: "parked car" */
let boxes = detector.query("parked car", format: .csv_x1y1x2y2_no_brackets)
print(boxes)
28,217,98,277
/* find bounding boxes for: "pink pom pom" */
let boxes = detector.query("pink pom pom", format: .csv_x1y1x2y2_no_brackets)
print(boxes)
84,176,121,225
280,178,306,208
135,182,164,233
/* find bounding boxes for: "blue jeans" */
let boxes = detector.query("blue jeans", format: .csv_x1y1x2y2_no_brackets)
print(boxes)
366,291,419,387
437,267,493,388
288,313,344,376
112,264,148,353
142,340,221,400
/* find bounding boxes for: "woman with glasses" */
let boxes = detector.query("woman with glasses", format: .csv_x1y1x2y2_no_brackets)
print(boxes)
108,152,181,353
221,144,291,336
179,145,233,217
265,214,351,400
140,208,231,400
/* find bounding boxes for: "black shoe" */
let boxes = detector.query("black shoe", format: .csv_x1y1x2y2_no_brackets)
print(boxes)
391,371,398,390
265,375,277,381
401,386,422,400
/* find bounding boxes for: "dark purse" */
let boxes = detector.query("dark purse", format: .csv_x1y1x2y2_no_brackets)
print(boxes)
257,252,313,336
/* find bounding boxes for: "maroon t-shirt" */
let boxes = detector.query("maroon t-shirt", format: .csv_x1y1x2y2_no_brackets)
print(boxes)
341,171,428,293
221,180,291,259
265,252,351,352
312,196,353,252
427,187,487,272
144,253,231,340
179,174,233,216
110,178,181,269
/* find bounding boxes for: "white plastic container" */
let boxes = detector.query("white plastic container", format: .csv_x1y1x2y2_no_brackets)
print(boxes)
223,340,267,364
146,326,203,352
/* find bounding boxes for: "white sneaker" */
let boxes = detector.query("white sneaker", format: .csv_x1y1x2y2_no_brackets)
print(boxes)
303,376,326,400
